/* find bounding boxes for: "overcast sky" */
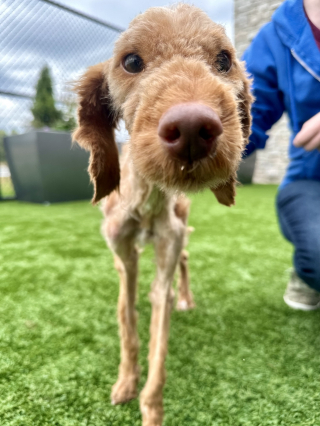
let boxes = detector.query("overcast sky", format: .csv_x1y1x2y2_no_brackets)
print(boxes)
57,0,234,41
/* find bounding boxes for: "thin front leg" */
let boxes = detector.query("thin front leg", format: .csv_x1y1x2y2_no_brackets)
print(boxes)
111,239,140,405
140,219,184,426
176,249,195,311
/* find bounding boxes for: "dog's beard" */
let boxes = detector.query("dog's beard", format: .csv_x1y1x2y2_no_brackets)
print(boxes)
130,131,239,193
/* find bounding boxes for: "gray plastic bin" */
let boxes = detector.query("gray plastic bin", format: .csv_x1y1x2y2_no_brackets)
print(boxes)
4,131,93,203
237,151,256,184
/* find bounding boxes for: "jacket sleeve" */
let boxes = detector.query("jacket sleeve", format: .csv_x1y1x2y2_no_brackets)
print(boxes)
242,24,285,157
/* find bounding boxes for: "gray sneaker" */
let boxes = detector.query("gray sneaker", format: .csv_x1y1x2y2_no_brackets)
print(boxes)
283,270,320,311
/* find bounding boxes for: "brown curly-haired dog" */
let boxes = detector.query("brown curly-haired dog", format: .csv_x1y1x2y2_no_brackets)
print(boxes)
73,4,252,425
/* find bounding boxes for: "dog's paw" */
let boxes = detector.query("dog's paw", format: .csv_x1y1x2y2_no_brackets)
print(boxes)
176,296,195,311
111,375,138,405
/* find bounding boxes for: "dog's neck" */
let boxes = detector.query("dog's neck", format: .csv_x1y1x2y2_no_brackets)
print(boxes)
119,144,169,222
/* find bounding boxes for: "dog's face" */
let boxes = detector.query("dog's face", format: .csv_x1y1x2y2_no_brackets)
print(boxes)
73,4,252,206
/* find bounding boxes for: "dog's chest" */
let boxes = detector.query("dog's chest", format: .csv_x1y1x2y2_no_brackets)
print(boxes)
135,186,166,245
139,186,164,216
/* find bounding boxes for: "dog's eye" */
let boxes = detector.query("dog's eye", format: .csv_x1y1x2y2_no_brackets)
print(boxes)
122,54,144,74
215,51,232,73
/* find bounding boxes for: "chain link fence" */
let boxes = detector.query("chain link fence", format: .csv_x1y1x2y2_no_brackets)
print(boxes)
0,0,123,200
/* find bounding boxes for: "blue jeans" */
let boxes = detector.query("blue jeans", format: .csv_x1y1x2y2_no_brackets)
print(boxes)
276,180,320,292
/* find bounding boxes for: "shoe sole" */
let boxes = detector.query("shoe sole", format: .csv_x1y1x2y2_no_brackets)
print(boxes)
283,295,320,311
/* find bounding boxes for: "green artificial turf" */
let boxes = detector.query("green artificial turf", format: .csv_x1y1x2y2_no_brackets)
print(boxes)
0,185,319,426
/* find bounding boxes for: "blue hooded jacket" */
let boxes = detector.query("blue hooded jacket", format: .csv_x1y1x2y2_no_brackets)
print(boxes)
242,0,320,189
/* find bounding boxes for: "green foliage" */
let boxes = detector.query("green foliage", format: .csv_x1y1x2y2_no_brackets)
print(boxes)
54,100,77,132
0,130,17,163
54,116,77,132
0,129,6,162
31,66,77,131
0,186,319,425
31,66,62,128
0,177,14,198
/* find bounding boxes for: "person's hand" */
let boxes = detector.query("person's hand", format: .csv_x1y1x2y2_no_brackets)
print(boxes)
293,112,320,151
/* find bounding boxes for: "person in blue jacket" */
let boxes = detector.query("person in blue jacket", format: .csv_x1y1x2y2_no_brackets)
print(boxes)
243,0,320,310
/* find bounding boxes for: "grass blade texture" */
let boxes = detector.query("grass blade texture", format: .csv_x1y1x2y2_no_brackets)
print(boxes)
0,185,319,426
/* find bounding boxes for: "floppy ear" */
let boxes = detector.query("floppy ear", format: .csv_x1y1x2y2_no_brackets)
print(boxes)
238,63,253,145
210,174,237,207
211,67,252,207
72,61,120,204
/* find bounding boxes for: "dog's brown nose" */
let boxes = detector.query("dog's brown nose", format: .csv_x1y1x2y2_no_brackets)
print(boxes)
158,103,223,162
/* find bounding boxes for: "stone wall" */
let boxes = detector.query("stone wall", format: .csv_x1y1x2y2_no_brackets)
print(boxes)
234,0,290,184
